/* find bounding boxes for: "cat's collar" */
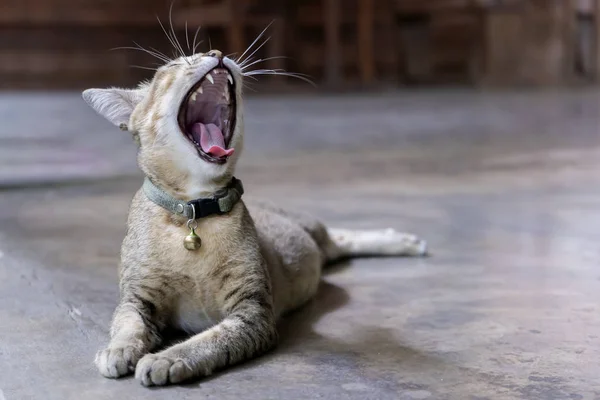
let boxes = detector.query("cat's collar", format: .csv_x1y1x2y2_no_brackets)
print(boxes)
142,176,244,220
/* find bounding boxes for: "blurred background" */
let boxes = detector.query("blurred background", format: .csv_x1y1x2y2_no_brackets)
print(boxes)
2,0,600,90
3,1,600,399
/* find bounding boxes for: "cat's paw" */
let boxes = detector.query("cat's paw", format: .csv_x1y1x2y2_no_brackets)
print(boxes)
95,345,145,378
135,353,194,386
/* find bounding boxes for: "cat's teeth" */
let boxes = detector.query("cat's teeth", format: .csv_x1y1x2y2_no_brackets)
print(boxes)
224,89,229,102
206,73,214,84
227,73,233,85
196,86,203,95
190,92,197,102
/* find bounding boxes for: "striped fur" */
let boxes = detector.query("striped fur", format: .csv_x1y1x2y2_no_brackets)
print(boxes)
84,50,427,387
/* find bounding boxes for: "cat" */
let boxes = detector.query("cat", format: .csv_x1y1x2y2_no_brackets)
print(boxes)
83,47,427,387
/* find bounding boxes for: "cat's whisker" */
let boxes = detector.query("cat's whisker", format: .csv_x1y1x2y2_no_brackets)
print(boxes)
238,36,271,68
156,11,189,64
243,69,317,87
184,21,191,53
157,16,183,58
193,40,204,55
236,21,274,66
168,2,189,63
147,45,172,62
192,26,202,54
237,56,256,69
129,65,159,71
243,83,258,92
245,68,312,78
111,43,172,64
240,56,288,71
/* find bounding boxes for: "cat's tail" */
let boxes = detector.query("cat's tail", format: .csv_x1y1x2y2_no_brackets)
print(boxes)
323,227,428,262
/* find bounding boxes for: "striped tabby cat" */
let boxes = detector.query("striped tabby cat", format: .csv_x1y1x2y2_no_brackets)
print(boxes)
82,40,427,386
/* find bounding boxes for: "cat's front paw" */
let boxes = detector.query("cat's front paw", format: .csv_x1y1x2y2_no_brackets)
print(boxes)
95,345,145,378
135,353,195,386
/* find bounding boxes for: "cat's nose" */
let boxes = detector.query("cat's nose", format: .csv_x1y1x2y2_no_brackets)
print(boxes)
206,50,223,60
205,50,224,67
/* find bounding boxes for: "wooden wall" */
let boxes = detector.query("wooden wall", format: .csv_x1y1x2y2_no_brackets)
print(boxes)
479,0,596,86
1,0,599,89
0,0,172,89
393,0,600,86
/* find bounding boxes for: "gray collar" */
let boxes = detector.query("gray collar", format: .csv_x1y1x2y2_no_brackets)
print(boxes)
142,177,244,220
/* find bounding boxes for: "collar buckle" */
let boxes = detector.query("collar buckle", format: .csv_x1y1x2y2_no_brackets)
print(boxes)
187,197,223,218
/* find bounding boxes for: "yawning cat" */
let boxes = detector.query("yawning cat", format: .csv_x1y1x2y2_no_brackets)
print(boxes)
83,46,427,387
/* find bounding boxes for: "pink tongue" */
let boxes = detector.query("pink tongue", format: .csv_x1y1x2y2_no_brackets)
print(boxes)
192,123,235,158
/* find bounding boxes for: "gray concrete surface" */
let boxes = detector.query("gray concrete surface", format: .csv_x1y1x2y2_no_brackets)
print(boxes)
1,89,600,399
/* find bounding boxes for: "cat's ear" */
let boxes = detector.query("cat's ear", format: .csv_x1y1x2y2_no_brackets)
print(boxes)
82,87,146,129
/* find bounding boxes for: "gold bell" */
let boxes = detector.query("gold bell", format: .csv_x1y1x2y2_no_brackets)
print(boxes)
184,227,202,250
183,205,201,251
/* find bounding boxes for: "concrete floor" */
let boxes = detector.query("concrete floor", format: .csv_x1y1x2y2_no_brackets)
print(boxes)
1,89,600,399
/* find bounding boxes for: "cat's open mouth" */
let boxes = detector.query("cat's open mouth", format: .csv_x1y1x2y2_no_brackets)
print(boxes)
178,67,236,165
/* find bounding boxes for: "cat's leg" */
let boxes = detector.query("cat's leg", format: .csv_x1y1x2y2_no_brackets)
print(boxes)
95,293,163,378
135,286,276,386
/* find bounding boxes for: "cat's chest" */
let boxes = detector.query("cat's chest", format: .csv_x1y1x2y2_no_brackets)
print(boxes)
150,222,229,272
171,292,224,334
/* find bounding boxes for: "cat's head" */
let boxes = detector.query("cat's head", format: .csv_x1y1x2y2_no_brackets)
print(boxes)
83,50,244,199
